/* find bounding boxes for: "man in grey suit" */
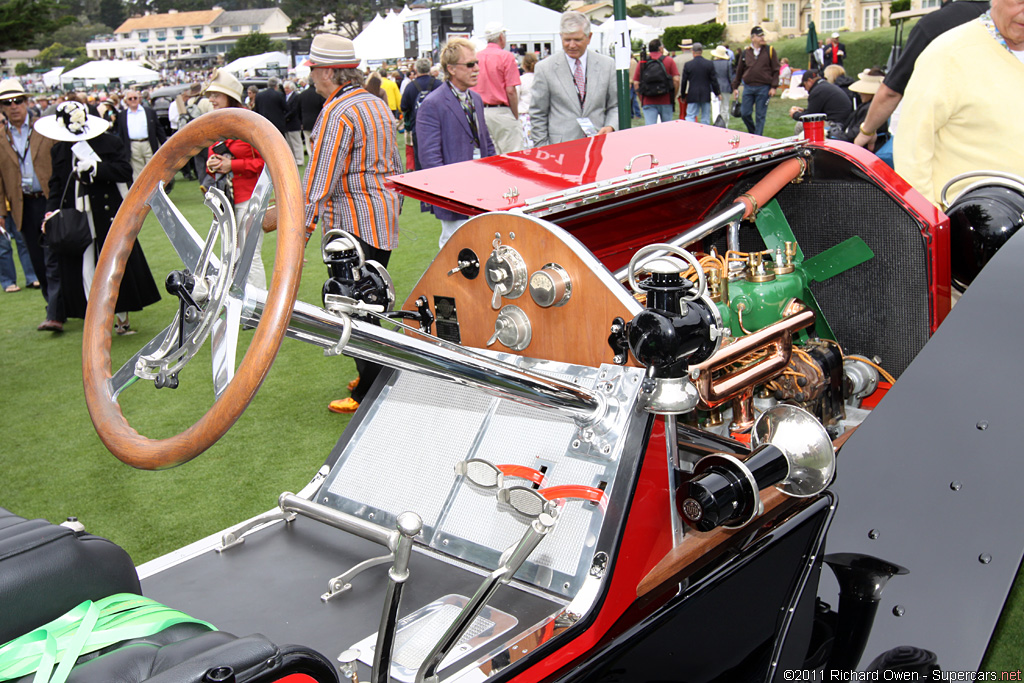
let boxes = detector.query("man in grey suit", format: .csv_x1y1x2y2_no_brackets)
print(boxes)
529,11,618,147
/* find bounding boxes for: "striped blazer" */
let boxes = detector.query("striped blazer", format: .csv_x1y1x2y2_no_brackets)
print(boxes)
303,84,403,250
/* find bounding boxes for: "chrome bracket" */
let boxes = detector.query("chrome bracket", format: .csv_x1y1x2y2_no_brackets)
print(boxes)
216,466,329,552
322,552,395,602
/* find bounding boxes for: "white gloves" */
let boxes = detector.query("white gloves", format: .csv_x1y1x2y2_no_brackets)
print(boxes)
74,158,98,183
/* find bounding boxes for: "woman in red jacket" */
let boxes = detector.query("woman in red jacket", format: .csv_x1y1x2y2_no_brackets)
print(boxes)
202,69,268,288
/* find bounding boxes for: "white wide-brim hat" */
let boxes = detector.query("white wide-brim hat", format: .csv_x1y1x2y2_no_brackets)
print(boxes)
204,68,244,103
33,100,109,142
0,78,26,100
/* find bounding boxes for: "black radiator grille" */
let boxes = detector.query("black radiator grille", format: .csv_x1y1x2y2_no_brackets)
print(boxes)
715,179,931,379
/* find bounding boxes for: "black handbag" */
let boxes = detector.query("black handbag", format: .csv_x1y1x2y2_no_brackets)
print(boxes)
45,172,93,255
731,98,742,118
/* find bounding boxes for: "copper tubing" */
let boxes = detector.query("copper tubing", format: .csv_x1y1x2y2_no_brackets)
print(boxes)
692,307,816,408
737,157,806,219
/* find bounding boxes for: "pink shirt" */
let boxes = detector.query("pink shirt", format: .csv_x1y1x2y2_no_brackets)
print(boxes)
472,42,521,106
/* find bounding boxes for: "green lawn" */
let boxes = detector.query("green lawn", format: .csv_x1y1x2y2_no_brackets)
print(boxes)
1,126,1020,671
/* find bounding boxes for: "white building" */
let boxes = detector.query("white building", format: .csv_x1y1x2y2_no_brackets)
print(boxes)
85,7,292,68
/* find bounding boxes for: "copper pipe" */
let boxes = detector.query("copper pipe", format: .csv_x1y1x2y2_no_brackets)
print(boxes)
730,390,757,433
692,307,816,409
737,157,806,219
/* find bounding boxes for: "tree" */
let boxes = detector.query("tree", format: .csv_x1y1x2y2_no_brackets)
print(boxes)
0,0,75,50
530,0,567,13
36,41,87,68
53,20,113,46
282,0,398,39
97,0,126,31
224,31,285,63
627,4,666,17
15,62,31,75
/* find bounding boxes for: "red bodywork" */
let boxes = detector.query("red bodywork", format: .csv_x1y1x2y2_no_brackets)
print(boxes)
386,122,953,679
389,121,951,330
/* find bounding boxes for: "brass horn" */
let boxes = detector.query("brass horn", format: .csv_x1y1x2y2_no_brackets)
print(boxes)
677,405,836,532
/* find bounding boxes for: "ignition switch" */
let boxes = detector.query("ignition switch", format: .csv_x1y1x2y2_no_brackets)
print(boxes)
485,242,528,310
486,305,532,351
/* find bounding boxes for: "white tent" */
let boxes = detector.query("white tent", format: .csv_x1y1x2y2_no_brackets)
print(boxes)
60,60,160,87
222,51,291,77
353,10,406,63
42,67,64,90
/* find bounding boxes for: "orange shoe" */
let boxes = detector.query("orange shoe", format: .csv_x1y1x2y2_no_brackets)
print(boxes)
347,377,360,392
328,397,360,414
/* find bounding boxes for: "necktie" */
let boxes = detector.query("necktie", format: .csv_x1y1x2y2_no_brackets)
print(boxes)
573,59,586,105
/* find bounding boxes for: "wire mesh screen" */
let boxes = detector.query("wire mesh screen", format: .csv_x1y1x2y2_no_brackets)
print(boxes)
713,177,931,378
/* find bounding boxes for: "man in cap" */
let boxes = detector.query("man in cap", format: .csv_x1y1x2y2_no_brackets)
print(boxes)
0,78,58,326
115,88,166,181
788,69,852,130
895,0,1024,207
530,10,618,147
471,21,522,154
673,38,695,116
416,38,496,249
823,32,847,66
680,42,720,124
731,26,780,136
303,33,403,414
710,45,735,127
633,38,680,126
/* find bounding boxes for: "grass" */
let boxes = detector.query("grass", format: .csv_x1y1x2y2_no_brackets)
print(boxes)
1,168,442,563
2,124,1020,671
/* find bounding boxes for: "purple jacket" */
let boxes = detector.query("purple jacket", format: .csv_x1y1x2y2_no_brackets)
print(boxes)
415,83,495,221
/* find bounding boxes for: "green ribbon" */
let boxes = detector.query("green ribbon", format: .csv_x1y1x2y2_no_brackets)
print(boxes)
0,593,216,683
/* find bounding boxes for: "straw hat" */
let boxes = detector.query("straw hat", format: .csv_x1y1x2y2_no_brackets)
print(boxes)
0,78,25,100
204,69,244,103
308,33,361,69
850,71,884,95
710,45,730,61
679,39,693,49
33,100,109,142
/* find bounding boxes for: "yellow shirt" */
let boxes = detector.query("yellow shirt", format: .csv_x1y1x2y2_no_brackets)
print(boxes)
895,19,1024,207
379,77,401,113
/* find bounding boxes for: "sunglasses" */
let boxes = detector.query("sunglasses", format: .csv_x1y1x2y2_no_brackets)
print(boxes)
125,97,140,101
1,97,26,106
455,61,479,68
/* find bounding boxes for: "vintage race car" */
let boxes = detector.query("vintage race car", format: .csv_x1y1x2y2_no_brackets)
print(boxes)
4,110,1023,683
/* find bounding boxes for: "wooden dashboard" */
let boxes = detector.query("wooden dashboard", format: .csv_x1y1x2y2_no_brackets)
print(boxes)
400,213,644,369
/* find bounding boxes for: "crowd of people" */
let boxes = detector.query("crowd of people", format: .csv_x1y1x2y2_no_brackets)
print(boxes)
1,0,1020,409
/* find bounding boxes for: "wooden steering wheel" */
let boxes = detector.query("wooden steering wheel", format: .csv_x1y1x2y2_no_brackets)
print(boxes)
83,109,305,470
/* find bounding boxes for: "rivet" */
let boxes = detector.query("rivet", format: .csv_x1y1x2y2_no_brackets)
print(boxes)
892,605,905,617
950,481,962,491
977,420,989,430
868,529,879,540
979,553,992,564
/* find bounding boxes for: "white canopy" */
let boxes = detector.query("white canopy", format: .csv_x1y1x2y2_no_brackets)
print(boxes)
60,60,160,87
222,51,291,77
353,10,405,62
42,67,64,89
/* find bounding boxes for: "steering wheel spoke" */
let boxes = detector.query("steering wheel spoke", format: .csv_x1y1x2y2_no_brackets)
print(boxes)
149,181,213,275
84,109,304,470
108,323,177,401
211,294,244,398
232,168,274,291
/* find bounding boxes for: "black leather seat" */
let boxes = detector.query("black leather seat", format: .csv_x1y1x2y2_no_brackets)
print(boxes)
0,508,338,683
